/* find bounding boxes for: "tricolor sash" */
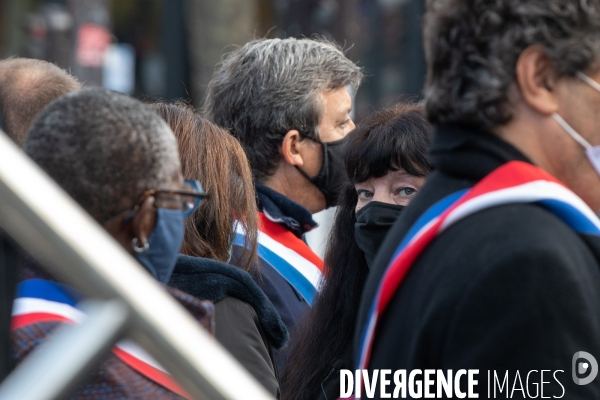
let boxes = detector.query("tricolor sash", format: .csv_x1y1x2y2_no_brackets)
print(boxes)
234,212,325,305
12,279,189,399
356,161,600,395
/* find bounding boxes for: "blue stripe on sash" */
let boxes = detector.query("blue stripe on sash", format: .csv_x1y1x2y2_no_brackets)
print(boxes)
390,190,600,263
16,279,79,306
391,189,469,260
234,233,317,305
537,199,600,236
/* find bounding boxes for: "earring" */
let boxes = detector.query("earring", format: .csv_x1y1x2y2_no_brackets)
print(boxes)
132,238,149,253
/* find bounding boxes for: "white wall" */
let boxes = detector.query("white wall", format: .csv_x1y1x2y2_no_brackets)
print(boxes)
305,207,337,259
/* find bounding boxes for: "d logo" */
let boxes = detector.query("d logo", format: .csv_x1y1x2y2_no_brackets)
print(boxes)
573,351,598,385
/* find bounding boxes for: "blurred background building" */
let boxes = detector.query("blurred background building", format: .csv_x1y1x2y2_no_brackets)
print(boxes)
0,0,425,116
0,0,426,256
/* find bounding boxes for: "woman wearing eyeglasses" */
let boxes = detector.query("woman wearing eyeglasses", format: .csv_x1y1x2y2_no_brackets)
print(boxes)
151,102,288,399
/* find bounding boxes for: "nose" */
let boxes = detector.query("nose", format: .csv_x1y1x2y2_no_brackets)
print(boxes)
348,118,356,131
371,189,394,205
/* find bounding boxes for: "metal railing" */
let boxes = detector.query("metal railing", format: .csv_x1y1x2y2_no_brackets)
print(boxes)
0,131,275,400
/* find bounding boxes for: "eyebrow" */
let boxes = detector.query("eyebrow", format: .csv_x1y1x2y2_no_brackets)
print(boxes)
391,170,425,182
338,112,352,122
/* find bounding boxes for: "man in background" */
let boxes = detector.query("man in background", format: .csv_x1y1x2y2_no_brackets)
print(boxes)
354,0,600,397
0,58,80,381
204,37,362,368
0,58,81,146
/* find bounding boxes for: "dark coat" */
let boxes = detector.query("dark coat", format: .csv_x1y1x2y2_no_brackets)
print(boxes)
231,183,319,370
169,255,288,398
354,124,600,399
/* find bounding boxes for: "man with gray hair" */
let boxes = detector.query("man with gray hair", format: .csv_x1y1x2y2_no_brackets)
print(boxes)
205,37,362,367
0,58,81,146
354,0,600,398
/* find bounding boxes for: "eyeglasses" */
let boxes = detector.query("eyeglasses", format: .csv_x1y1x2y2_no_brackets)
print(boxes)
124,179,208,222
98,179,208,224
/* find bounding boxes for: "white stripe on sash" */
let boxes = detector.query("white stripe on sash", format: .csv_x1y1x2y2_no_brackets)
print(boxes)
442,180,600,232
257,231,323,291
13,297,86,322
236,224,324,291
13,297,165,374
115,339,167,373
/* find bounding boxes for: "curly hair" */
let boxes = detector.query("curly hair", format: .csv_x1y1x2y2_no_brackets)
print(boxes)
203,37,363,183
424,0,600,131
23,88,180,223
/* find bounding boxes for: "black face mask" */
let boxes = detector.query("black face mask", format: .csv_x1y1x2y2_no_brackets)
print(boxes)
296,136,348,208
355,201,405,269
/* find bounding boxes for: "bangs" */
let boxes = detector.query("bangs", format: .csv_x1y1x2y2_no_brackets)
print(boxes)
345,103,434,184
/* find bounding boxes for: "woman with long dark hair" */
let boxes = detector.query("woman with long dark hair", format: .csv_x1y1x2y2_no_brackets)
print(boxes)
281,103,434,400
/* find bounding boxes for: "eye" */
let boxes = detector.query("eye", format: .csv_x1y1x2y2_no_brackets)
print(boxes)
357,189,373,200
396,187,417,197
338,118,351,129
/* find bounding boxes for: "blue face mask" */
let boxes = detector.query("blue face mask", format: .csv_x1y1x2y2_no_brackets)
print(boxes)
134,207,184,284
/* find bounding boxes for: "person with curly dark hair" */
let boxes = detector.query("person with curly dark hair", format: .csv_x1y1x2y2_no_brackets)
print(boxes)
354,0,600,398
15,88,213,399
280,103,433,400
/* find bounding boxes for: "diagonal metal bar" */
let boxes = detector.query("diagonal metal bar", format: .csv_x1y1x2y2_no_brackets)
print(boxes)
0,131,274,400
0,300,129,400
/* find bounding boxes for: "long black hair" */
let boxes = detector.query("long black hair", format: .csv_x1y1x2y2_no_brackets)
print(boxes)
281,103,434,400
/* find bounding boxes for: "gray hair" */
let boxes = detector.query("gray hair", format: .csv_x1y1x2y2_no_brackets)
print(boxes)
23,88,180,223
203,37,363,183
0,58,81,146
423,0,600,131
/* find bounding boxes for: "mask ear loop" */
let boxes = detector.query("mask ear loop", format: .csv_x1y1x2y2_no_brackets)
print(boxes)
552,113,593,149
295,133,327,181
577,71,600,93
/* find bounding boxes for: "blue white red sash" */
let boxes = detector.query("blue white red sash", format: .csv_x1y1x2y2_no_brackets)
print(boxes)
355,161,600,396
234,212,325,305
12,279,190,399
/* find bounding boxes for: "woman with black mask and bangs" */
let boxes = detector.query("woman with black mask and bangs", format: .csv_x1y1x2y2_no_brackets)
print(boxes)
280,102,434,400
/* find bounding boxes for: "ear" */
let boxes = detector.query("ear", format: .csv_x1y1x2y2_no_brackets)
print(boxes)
131,196,157,246
281,129,308,167
515,45,560,115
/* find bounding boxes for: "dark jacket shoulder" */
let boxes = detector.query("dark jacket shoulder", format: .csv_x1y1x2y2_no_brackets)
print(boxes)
170,255,288,349
170,255,289,398
214,297,280,398
369,202,600,398
231,244,308,371
356,125,600,399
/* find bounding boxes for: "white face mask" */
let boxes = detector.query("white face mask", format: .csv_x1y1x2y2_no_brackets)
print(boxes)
552,72,600,176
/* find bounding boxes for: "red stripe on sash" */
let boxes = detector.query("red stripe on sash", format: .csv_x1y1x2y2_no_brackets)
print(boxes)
12,313,75,330
113,347,191,399
258,212,324,272
379,161,567,314
464,160,567,198
13,307,190,399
